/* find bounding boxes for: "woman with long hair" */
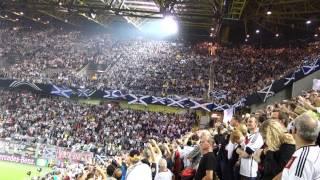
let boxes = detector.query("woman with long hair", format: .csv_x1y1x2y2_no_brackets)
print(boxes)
253,119,296,180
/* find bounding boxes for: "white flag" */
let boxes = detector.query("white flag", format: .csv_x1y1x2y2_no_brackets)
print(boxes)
223,108,234,124
312,79,320,91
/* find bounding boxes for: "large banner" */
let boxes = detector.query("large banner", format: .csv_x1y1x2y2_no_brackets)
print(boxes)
0,153,35,165
0,57,319,111
0,140,93,165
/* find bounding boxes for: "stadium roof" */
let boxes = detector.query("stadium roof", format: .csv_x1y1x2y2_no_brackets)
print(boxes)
0,0,319,43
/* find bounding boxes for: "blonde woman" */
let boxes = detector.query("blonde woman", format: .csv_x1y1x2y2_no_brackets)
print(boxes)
254,119,296,180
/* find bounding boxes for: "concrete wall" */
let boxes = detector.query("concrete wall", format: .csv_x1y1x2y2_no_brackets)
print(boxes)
292,70,320,97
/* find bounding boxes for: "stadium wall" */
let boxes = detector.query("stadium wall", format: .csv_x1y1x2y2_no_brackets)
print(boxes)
292,70,320,97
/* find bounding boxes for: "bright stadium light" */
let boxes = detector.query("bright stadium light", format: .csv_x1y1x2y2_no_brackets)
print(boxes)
162,16,178,34
246,34,250,38
306,20,311,24
267,11,272,15
256,29,260,34
315,34,318,37
275,33,279,37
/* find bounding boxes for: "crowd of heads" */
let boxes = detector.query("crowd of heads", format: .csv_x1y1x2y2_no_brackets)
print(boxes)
1,88,319,180
1,27,320,103
213,42,320,103
0,89,196,157
0,28,210,98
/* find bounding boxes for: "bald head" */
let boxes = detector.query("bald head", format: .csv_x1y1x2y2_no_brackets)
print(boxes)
294,112,320,143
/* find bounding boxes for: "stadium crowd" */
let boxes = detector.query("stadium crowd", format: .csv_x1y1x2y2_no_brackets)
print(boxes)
0,88,320,180
1,28,320,102
0,28,210,98
0,90,196,156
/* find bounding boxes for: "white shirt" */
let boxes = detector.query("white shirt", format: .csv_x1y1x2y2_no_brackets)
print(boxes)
239,131,264,178
180,145,194,167
126,162,152,180
155,170,173,180
225,141,237,160
282,145,320,180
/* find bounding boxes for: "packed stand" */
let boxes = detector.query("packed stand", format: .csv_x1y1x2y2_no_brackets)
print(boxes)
0,90,196,157
213,43,320,103
2,88,319,180
0,28,210,98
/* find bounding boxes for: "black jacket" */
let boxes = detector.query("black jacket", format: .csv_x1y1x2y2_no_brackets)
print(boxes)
261,143,295,180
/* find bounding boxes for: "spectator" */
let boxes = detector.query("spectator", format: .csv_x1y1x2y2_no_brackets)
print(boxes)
125,150,152,180
281,112,320,180
194,131,218,180
253,119,295,180
236,117,264,180
154,158,174,180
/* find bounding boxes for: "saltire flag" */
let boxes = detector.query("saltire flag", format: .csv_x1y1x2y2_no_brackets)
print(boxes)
151,96,167,105
212,103,231,111
189,99,212,112
257,81,274,102
126,94,151,106
77,88,96,98
51,85,73,98
209,90,230,100
167,97,189,108
302,60,319,75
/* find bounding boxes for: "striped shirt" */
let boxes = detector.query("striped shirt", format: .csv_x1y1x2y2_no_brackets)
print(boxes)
282,145,320,180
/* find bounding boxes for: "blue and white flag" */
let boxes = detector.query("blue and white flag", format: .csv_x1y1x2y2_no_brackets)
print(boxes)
127,94,151,106
209,90,230,100
77,88,96,98
257,81,274,102
151,96,167,105
302,61,319,75
104,90,123,99
189,99,212,112
212,103,230,111
167,97,188,108
51,85,73,98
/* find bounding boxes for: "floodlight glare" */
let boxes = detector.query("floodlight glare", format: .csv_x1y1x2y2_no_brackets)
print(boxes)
256,29,260,34
162,16,178,34
306,20,311,24
267,11,272,15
